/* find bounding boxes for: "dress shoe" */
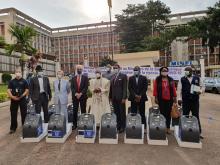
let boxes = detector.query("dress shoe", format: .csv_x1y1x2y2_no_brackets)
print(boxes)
72,125,77,130
119,128,124,133
166,128,171,135
9,130,15,134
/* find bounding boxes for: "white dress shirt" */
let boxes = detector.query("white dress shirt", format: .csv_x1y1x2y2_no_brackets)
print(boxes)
38,77,44,93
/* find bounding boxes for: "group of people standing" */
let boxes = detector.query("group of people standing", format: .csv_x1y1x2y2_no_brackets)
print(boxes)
7,64,203,138
153,66,203,138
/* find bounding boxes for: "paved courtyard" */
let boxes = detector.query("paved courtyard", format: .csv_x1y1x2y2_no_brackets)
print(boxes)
0,92,219,165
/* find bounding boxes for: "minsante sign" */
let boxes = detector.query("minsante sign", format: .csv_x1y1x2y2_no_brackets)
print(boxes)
169,61,198,67
83,67,185,80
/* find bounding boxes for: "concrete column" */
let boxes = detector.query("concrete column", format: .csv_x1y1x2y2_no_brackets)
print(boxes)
200,57,205,80
55,61,61,75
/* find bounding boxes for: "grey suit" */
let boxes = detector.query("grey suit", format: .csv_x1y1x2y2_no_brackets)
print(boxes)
54,79,70,123
29,76,52,123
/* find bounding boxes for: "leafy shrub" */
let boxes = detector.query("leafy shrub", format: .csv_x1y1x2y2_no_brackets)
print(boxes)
0,93,8,103
2,73,12,84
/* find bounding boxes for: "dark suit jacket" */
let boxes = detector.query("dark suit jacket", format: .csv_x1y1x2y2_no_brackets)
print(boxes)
71,75,88,101
29,76,52,101
109,73,127,101
128,75,148,102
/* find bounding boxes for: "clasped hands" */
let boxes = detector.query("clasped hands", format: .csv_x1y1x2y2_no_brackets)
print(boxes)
75,92,83,99
135,95,141,103
11,95,25,101
93,88,102,94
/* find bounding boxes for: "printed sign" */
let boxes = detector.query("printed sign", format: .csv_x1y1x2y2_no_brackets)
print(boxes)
83,67,185,80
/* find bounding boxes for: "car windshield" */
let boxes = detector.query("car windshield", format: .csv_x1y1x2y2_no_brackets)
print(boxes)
204,79,210,83
216,79,220,83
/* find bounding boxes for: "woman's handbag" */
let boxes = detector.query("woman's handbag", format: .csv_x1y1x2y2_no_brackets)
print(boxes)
171,103,180,118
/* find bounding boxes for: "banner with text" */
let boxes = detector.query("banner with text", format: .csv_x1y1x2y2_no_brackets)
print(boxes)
83,67,185,80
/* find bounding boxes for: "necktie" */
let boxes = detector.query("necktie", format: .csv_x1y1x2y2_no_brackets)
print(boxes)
77,76,80,92
114,73,119,84
58,80,61,91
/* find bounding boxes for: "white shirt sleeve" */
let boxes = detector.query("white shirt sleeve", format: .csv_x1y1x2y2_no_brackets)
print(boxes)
177,78,182,100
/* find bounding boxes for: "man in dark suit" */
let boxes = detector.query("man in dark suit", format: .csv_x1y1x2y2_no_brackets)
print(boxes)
29,65,52,123
71,65,89,129
128,66,148,127
109,64,127,133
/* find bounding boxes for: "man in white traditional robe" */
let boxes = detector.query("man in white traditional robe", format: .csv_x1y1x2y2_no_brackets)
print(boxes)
89,69,111,126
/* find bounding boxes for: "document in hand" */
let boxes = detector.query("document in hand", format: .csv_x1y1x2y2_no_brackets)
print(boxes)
190,84,202,94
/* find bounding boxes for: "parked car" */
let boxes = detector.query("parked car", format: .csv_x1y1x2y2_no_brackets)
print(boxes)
203,78,220,94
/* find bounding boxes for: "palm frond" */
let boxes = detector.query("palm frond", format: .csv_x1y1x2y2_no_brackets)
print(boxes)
8,24,38,55
5,44,17,55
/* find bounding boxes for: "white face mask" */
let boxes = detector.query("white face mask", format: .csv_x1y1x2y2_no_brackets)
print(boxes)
96,73,101,79
185,71,192,77
134,71,139,76
161,71,168,77
38,71,44,76
106,68,111,72
57,74,62,79
113,68,119,74
15,72,22,78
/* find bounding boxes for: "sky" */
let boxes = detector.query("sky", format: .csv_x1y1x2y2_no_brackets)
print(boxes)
0,0,218,28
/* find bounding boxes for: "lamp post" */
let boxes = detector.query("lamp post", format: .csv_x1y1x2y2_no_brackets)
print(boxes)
84,55,89,67
200,54,205,80
55,58,61,76
107,0,113,60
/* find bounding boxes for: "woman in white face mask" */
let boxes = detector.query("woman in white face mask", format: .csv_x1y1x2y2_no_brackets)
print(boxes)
89,69,111,126
153,67,177,134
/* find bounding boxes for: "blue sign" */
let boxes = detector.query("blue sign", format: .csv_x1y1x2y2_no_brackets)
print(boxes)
84,130,94,138
170,61,192,67
78,130,95,138
48,130,64,138
37,125,43,136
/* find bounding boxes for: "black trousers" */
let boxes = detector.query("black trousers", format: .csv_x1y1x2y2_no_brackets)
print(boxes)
10,98,27,131
182,100,201,133
33,93,49,123
131,101,146,127
72,98,87,127
112,99,126,130
158,100,173,129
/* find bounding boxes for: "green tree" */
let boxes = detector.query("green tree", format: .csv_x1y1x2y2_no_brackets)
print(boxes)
5,25,38,76
144,25,198,51
99,56,117,67
0,36,6,48
144,0,171,35
150,1,220,58
2,73,12,84
144,29,173,51
115,0,170,53
188,1,220,57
